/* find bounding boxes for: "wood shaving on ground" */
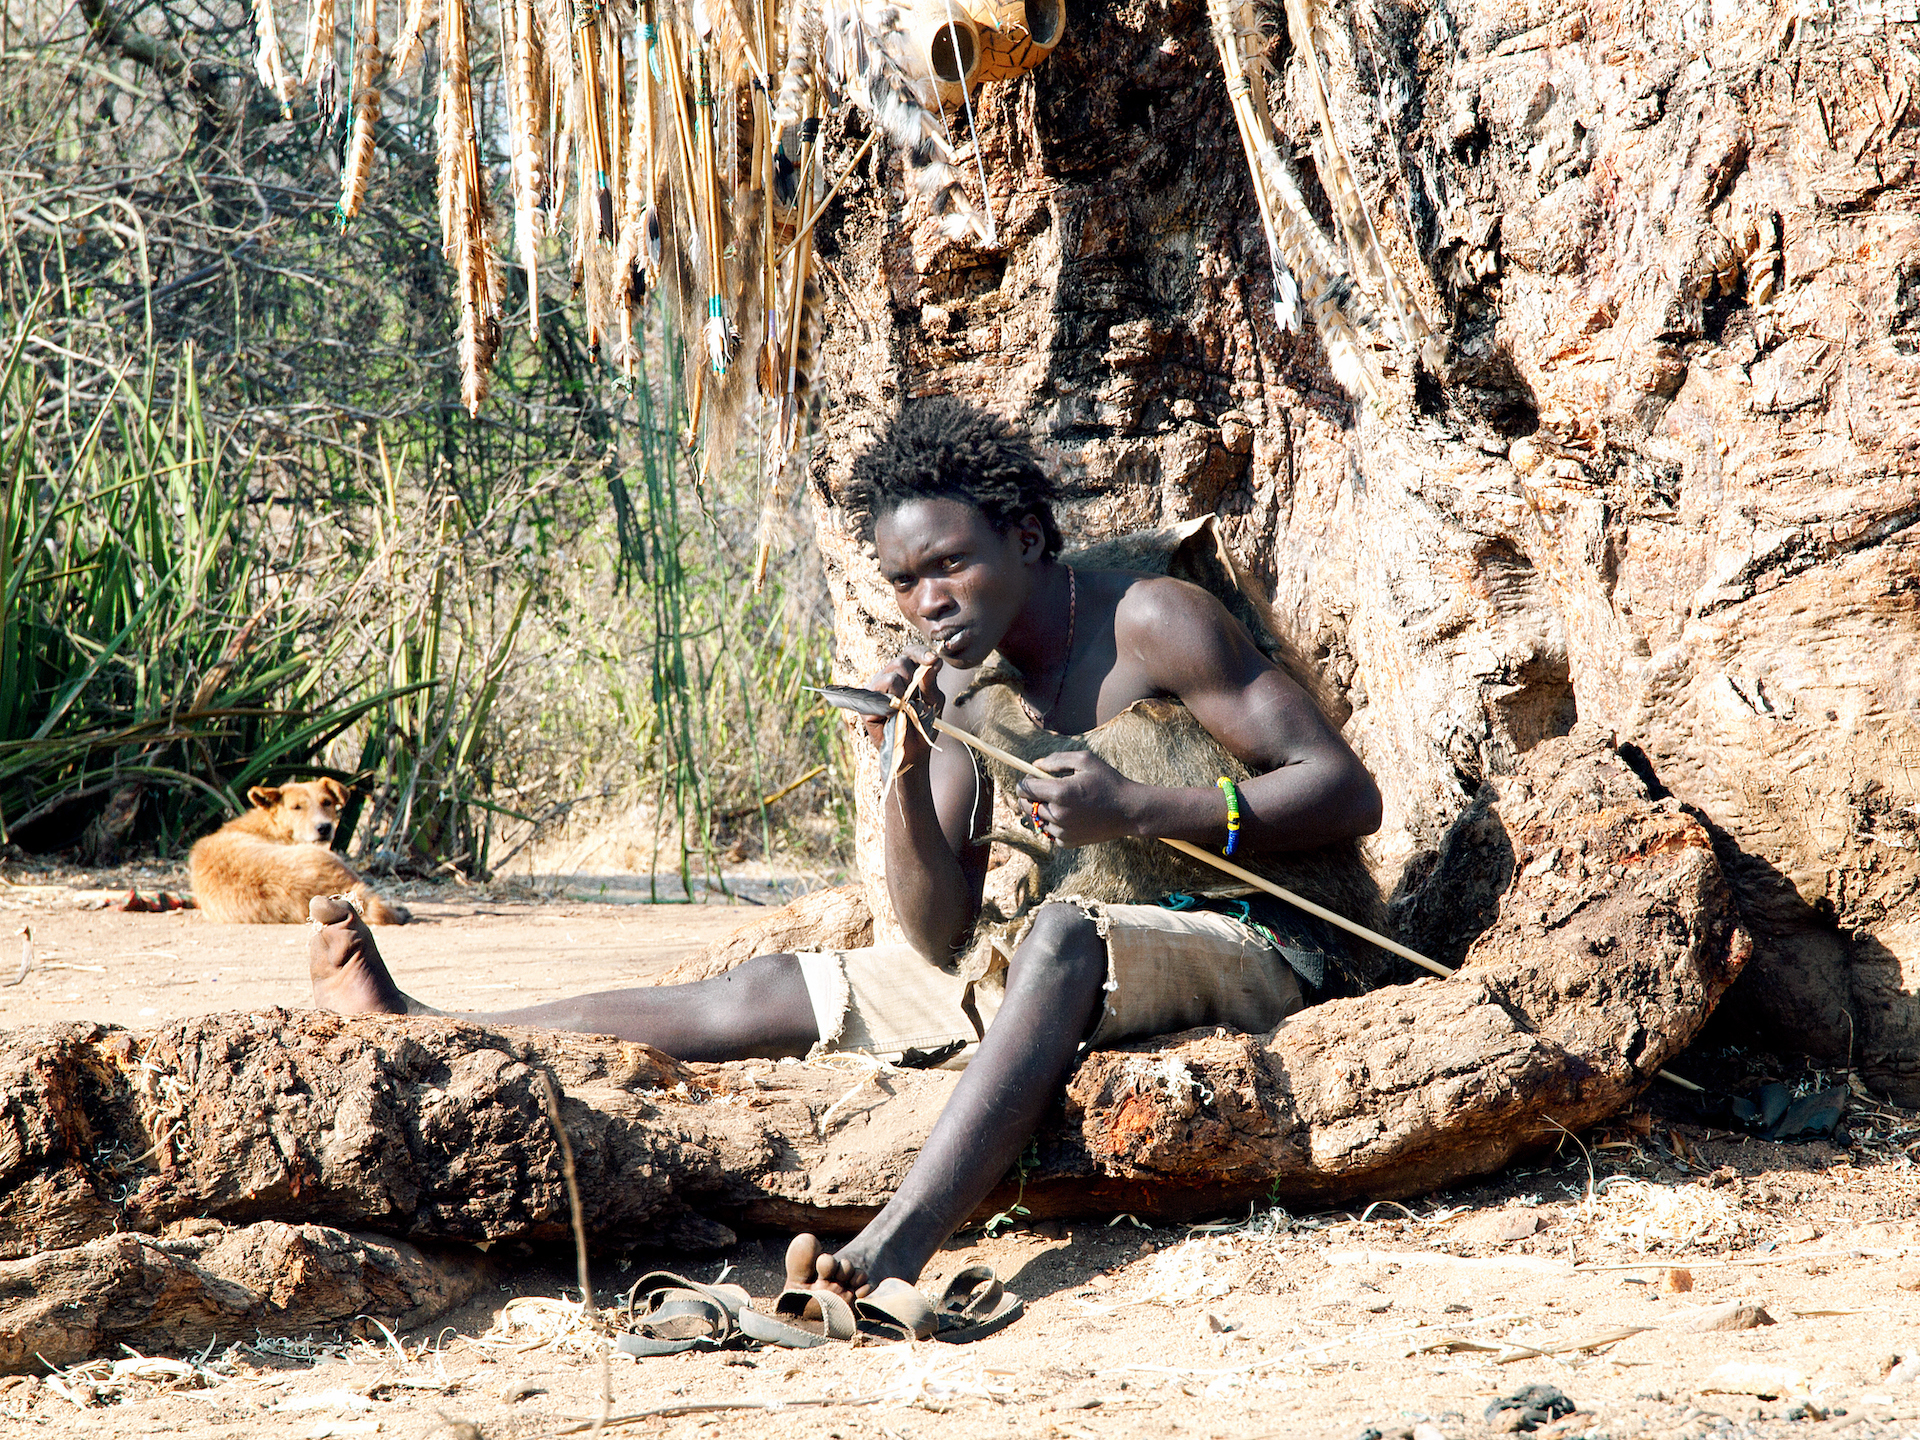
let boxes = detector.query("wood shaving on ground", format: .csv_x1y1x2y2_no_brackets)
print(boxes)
1120,1234,1240,1307
475,1295,609,1359
1575,1176,1763,1253
811,1052,899,1136
40,1347,237,1409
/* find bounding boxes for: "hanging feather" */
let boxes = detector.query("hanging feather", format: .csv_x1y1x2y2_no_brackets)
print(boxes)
636,1,663,283
548,69,571,229
389,0,432,71
253,0,292,111
754,103,822,588
613,14,650,377
692,44,737,374
302,0,338,116
438,0,502,414
336,0,383,223
505,0,545,338
771,0,819,131
753,265,821,585
695,0,766,85
820,0,985,241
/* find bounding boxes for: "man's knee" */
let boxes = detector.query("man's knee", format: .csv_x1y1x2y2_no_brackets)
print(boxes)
1009,903,1105,983
704,952,807,1018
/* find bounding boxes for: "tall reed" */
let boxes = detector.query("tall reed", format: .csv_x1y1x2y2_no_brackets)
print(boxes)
0,324,422,854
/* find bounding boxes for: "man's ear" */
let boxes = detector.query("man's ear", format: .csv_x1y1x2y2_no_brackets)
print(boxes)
1014,513,1049,563
318,777,351,806
246,786,281,810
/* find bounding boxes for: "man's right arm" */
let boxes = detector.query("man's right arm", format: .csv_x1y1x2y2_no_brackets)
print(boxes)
860,656,990,962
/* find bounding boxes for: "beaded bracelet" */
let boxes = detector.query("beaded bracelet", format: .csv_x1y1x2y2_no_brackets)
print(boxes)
1216,776,1242,856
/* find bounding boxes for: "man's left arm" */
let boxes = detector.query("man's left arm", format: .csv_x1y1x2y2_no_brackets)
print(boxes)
1017,580,1381,853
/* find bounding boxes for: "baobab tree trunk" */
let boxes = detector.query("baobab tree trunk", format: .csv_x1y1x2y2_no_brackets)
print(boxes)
800,0,1920,1096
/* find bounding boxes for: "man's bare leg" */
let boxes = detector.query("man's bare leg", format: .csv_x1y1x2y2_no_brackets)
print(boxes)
310,896,1108,1295
791,901,1107,1299
307,896,819,1060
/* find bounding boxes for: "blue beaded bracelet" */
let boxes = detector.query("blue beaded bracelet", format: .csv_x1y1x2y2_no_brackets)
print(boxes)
1216,776,1241,856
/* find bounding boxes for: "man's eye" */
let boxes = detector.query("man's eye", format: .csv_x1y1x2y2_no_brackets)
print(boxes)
941,556,965,572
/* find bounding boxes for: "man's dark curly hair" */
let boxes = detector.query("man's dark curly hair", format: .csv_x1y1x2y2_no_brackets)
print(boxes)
843,397,1063,558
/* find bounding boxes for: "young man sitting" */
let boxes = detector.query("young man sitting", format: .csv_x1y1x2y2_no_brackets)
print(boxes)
308,397,1382,1306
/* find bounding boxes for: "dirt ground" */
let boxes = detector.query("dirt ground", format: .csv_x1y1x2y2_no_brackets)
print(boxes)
4,867,1920,1440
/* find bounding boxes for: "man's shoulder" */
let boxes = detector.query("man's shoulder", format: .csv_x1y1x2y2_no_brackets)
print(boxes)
1100,569,1236,637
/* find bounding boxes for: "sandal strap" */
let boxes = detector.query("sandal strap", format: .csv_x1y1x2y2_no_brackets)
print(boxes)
856,1278,937,1342
737,1287,857,1347
934,1264,1004,1320
615,1271,753,1356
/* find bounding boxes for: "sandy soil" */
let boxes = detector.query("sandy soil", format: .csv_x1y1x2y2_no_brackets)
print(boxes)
4,868,1920,1440
0,863,767,1027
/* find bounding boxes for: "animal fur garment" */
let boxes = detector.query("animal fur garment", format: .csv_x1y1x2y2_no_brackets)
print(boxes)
957,674,1387,987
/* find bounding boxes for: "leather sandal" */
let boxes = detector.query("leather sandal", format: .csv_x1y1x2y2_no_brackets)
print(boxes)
735,1284,858,1348
928,1264,1024,1343
613,1272,754,1357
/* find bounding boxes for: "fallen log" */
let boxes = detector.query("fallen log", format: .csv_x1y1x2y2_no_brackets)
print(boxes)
0,729,1747,1365
0,1221,494,1372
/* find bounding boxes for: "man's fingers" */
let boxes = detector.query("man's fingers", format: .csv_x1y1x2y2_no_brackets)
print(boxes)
1017,775,1071,806
1032,751,1092,776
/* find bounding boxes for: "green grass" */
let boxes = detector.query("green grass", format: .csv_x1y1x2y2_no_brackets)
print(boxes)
0,323,425,854
1,296,851,882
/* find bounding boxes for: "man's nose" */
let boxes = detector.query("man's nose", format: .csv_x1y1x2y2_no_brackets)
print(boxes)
914,580,956,618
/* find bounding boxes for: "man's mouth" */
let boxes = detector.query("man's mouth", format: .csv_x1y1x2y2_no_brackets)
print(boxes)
931,627,972,659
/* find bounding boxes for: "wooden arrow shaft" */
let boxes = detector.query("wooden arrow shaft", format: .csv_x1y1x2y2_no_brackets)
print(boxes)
932,715,1445,977
926,714,1705,1093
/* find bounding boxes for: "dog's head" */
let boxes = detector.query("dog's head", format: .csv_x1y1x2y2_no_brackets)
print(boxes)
246,778,351,845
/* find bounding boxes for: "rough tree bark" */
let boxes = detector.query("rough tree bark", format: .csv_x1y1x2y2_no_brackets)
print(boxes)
2,1224,494,1371
0,730,1748,1366
799,0,1919,1092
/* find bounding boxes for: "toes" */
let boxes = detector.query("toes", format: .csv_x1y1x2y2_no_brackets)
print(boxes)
814,1249,865,1298
310,895,353,925
785,1233,823,1290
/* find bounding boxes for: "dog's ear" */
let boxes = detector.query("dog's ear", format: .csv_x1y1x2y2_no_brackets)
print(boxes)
246,785,281,810
318,777,351,807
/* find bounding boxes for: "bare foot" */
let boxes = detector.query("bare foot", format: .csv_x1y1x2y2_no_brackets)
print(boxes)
309,896,409,1014
785,1231,918,1302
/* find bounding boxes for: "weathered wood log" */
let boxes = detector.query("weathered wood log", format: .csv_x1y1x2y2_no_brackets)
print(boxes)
0,732,1745,1370
1,1222,494,1372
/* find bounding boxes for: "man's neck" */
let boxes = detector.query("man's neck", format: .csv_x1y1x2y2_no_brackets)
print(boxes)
995,559,1075,683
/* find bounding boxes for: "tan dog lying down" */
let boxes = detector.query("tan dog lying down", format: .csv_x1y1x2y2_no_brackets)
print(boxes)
189,779,410,925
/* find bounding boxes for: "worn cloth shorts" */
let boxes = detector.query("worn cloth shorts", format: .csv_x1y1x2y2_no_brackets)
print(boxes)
791,899,1306,1063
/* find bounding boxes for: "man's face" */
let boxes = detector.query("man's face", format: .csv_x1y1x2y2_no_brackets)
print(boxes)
875,497,1044,668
